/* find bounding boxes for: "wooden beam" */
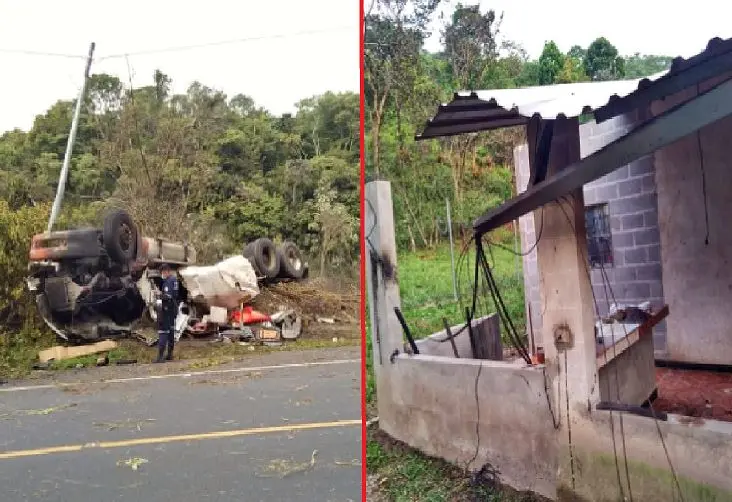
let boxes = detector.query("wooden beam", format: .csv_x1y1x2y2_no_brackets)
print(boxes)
473,77,732,235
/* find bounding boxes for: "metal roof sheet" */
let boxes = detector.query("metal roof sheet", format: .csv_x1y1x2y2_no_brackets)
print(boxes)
417,36,732,140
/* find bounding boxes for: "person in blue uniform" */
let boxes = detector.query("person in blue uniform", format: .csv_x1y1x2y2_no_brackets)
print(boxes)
155,264,179,363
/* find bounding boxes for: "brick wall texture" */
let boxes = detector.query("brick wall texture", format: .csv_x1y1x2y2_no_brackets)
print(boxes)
514,114,667,352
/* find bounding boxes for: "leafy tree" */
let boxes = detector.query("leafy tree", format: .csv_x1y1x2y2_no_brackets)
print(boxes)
537,41,565,85
624,53,672,78
364,0,442,177
584,37,626,80
442,3,501,89
556,54,588,83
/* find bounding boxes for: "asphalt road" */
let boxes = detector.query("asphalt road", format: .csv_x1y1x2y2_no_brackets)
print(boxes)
0,349,362,502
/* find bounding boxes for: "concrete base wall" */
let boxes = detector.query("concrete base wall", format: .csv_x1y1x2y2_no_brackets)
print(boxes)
598,334,656,406
377,353,732,501
566,411,732,501
380,355,559,499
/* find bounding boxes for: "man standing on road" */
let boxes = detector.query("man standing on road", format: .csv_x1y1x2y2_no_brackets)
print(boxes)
155,264,179,363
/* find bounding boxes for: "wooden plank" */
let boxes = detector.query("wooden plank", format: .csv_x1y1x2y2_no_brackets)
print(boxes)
471,313,503,361
39,340,118,364
472,78,732,235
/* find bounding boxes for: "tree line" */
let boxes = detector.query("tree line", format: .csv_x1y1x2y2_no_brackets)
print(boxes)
365,0,672,251
0,71,359,273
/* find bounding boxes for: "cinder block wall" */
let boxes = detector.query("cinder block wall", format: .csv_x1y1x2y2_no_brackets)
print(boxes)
515,113,667,353
514,145,543,341
580,113,666,351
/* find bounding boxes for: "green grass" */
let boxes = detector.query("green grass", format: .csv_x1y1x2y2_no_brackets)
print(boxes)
366,242,531,501
397,244,525,338
367,428,545,502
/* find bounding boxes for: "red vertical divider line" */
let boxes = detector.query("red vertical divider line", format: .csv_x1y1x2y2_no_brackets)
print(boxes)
359,0,368,498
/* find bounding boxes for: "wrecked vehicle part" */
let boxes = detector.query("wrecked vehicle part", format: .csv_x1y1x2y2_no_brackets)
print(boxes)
178,255,259,311
28,210,195,343
29,209,306,345
276,241,306,279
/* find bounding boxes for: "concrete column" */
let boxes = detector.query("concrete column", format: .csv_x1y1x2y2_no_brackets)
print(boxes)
532,118,600,498
365,181,403,419
534,117,599,404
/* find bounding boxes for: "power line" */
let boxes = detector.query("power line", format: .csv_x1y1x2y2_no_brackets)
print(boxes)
0,48,86,59
0,26,354,63
96,26,354,61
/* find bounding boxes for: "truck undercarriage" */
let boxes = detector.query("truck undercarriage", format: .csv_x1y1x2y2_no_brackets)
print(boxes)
27,210,307,344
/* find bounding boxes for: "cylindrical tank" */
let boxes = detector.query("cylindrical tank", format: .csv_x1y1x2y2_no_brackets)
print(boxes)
141,237,197,265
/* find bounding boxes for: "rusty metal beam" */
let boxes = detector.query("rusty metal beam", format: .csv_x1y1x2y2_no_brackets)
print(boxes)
594,44,732,123
416,116,527,140
473,77,732,236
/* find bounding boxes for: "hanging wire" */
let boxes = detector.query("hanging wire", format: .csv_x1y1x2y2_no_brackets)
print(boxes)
96,27,353,61
557,194,684,502
0,48,87,59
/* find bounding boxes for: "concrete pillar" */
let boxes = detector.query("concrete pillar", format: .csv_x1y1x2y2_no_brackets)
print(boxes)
365,181,403,420
534,117,599,403
532,118,600,497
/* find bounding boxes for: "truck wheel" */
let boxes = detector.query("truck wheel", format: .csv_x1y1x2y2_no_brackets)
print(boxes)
251,238,280,279
103,209,137,263
242,242,259,274
277,241,305,279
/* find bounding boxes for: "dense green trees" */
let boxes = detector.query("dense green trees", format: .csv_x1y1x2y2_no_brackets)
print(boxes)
365,1,672,251
0,73,359,271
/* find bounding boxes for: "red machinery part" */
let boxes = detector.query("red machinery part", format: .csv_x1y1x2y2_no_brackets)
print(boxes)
230,306,271,325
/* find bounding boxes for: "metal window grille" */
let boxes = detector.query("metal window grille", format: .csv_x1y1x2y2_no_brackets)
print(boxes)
585,204,613,267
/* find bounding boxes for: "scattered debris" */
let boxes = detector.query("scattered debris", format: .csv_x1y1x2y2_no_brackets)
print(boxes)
258,450,319,478
366,417,379,428
334,459,361,467
8,403,79,417
38,340,118,364
96,356,109,367
115,359,137,365
117,457,148,471
317,317,336,324
94,419,156,431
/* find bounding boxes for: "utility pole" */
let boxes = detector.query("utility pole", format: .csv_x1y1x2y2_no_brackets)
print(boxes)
47,42,95,234
446,198,458,302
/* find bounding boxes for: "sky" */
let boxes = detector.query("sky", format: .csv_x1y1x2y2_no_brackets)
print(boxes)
0,0,359,133
424,0,732,61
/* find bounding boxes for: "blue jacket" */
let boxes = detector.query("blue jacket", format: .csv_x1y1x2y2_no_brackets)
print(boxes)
161,274,179,313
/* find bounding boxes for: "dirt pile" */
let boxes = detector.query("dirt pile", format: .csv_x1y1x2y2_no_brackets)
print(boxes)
252,279,359,339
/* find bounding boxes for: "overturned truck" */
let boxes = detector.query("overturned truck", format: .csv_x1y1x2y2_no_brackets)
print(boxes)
27,209,308,344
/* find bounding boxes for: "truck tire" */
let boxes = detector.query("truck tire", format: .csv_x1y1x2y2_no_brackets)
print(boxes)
243,242,258,274
103,209,137,263
251,238,280,279
277,241,305,279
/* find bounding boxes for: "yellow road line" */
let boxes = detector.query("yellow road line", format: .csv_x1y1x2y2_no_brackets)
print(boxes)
0,419,362,460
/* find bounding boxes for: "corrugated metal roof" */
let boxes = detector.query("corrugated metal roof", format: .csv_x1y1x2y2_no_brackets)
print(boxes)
417,36,732,140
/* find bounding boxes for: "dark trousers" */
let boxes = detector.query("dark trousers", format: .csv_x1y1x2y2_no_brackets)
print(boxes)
157,314,175,360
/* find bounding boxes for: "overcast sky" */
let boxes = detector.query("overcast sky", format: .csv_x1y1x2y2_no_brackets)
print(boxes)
3,1,731,134
0,0,359,133
425,0,732,61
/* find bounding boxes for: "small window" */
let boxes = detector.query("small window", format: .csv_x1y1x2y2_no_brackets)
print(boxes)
585,204,613,267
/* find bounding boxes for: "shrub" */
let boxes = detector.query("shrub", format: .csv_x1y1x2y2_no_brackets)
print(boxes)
0,201,55,377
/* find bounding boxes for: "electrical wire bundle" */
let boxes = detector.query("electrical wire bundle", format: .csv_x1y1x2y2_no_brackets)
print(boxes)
452,229,531,365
